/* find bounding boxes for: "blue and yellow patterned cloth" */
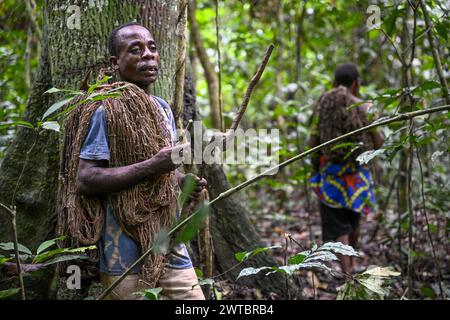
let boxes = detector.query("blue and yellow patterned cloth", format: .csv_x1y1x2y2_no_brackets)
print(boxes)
310,156,376,214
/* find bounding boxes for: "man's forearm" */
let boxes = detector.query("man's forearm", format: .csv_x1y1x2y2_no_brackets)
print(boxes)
77,158,160,195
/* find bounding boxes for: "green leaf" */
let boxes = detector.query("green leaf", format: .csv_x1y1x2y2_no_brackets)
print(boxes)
356,149,386,165
194,268,204,278
357,277,388,297
237,266,272,279
277,262,332,275
42,95,78,120
196,278,215,287
318,242,359,257
44,87,82,95
234,245,281,263
41,254,89,266
0,288,20,299
330,142,357,152
362,266,400,277
0,121,35,130
174,204,210,244
34,245,96,263
36,236,67,255
141,287,162,300
152,228,169,255
179,174,197,207
412,80,441,94
304,251,339,262
0,256,12,266
288,252,308,264
87,76,112,95
41,121,60,132
0,242,32,255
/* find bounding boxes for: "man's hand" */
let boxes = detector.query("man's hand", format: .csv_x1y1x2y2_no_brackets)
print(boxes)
178,172,207,201
152,143,189,174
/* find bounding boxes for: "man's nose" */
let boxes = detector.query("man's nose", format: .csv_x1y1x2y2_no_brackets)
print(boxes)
142,47,155,60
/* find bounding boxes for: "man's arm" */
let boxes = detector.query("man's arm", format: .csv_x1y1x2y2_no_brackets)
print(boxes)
76,144,187,195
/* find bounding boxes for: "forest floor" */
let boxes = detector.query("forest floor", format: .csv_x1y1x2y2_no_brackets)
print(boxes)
218,182,449,300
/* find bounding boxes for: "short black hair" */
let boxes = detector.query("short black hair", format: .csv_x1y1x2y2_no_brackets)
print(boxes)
108,22,151,56
334,63,360,87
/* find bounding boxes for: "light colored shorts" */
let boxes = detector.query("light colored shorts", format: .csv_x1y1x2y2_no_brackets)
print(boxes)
100,266,205,300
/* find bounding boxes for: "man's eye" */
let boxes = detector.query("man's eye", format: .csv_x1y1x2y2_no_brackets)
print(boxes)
131,48,140,54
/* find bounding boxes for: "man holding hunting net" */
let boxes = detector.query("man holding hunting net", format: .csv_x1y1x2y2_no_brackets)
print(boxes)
57,23,206,300
308,64,383,274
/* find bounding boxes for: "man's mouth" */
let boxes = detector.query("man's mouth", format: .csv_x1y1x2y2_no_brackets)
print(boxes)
140,65,158,74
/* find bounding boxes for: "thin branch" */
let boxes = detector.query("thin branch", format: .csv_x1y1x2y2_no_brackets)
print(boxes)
0,203,26,300
214,0,224,131
171,0,188,128
230,44,274,131
420,0,450,104
380,29,405,66
416,147,445,299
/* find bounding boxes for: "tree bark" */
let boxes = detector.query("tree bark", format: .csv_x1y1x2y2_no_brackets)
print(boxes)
187,0,222,130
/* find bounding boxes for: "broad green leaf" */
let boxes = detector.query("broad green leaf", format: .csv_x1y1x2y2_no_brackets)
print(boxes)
235,245,281,263
174,203,209,244
34,245,96,263
36,235,67,255
141,287,162,300
0,242,32,255
277,262,332,275
357,277,388,297
0,121,35,130
318,242,359,257
89,92,121,101
0,288,20,299
237,266,272,279
330,142,358,152
195,278,215,287
412,80,441,94
356,149,386,165
304,251,339,262
41,121,60,132
0,256,12,266
152,228,169,255
194,268,204,278
179,174,197,207
362,266,400,277
42,95,78,120
288,252,308,264
87,76,112,95
44,87,82,95
41,254,89,266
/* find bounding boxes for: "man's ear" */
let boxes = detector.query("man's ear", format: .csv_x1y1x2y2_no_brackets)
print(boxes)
350,80,360,96
110,56,119,70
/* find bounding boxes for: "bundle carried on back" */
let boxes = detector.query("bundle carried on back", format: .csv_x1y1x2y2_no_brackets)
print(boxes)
56,82,178,287
316,85,373,163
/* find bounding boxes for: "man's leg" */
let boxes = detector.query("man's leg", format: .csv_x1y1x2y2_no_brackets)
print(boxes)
336,234,353,274
99,273,141,300
157,267,205,300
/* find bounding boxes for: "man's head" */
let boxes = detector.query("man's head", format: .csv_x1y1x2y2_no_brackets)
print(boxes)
108,23,159,91
333,63,360,96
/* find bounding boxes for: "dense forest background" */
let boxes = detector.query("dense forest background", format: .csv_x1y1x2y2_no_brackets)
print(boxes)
0,0,448,300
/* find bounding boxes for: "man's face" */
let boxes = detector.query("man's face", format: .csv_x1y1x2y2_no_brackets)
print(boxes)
110,25,160,90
